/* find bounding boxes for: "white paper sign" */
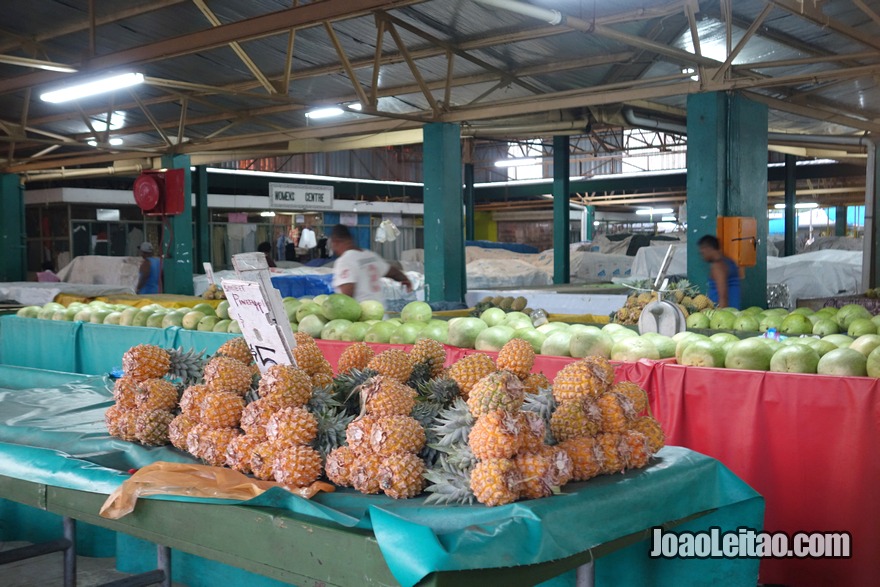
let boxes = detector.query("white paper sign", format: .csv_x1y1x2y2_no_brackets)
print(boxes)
222,279,293,372
203,262,215,284
269,182,334,210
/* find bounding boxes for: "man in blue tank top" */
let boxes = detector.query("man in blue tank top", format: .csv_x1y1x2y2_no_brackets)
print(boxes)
698,235,741,309
136,242,161,295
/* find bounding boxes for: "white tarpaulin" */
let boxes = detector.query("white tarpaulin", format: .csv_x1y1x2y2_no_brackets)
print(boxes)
630,244,688,280
466,259,552,289
56,255,143,289
0,282,134,305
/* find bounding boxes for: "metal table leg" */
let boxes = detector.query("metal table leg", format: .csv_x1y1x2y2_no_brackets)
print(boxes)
63,516,77,587
576,561,594,587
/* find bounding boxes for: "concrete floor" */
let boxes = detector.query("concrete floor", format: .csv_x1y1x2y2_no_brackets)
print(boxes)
0,541,184,587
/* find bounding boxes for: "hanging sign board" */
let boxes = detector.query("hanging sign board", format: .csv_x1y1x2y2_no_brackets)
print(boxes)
269,182,334,210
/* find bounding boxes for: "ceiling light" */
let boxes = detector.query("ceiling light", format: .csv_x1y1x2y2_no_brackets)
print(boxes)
593,221,600,226
260,211,276,217
40,72,145,103
635,208,674,215
661,215,677,221
87,140,97,147
91,111,126,132
495,157,540,168
108,138,123,146
305,107,344,119
682,67,699,81
774,203,820,210
347,103,363,111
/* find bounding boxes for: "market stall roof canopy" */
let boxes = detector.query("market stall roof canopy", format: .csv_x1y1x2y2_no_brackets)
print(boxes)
1,0,879,174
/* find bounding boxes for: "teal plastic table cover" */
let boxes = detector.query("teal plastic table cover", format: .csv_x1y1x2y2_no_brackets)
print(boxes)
0,364,763,587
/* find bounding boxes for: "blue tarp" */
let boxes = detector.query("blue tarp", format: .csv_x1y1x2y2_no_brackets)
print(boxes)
270,273,334,298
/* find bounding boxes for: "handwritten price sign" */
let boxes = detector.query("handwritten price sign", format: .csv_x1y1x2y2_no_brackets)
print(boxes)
222,279,294,372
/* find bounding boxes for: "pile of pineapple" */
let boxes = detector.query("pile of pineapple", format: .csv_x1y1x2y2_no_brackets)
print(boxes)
615,279,714,325
202,283,226,300
107,334,665,506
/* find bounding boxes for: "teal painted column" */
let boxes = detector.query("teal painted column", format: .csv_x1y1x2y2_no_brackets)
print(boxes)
160,155,194,295
464,162,475,242
835,206,847,236
585,205,596,241
686,92,768,308
194,165,211,270
0,174,25,281
784,154,796,256
423,123,465,302
862,140,880,290
553,135,570,284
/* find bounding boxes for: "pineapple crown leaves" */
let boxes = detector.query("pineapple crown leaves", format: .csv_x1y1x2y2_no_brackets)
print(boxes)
406,361,434,389
416,377,461,405
308,386,341,413
331,368,378,414
424,455,475,506
522,387,556,426
429,398,474,448
168,347,207,384
311,407,355,459
411,401,443,429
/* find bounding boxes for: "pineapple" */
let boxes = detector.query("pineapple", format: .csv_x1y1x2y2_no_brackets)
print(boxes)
362,376,417,417
179,384,209,419
447,354,496,399
113,377,139,409
225,433,262,474
337,342,375,374
351,450,384,494
240,397,282,439
514,448,573,499
518,411,548,454
379,452,426,499
681,295,694,306
135,409,174,446
292,340,325,375
311,371,334,390
596,432,624,474
631,416,665,453
470,458,521,506
201,427,239,467
203,356,253,395
596,392,636,433
329,368,378,413
550,397,601,442
466,370,525,417
558,436,602,481
552,356,615,404
122,344,204,383
135,378,179,411
522,387,556,428
619,430,651,469
429,398,475,449
215,337,254,366
521,372,550,395
168,414,198,451
611,381,648,414
411,338,446,378
266,406,319,445
367,349,415,383
185,423,213,459
468,410,522,460
692,294,713,310
273,445,323,488
369,415,426,456
325,445,357,487
257,364,312,406
104,405,129,438
346,415,379,453
250,440,284,480
293,331,316,347
496,338,535,379
200,392,245,428
424,456,475,505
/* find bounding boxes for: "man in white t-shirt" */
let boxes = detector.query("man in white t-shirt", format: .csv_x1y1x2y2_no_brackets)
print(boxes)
329,224,412,303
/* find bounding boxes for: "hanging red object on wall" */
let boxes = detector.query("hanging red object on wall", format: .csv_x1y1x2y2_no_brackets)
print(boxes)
133,169,185,216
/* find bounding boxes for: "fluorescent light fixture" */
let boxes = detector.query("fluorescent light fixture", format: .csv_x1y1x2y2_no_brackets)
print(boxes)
495,157,540,168
661,215,677,221
347,103,363,111
305,107,344,119
91,111,126,132
774,203,820,210
682,67,699,81
40,72,144,103
260,211,276,217
593,221,600,226
635,208,674,215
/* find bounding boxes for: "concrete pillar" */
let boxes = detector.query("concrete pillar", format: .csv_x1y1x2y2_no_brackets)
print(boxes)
464,162,475,242
686,92,768,308
553,135,571,284
784,154,797,256
160,155,194,295
835,206,847,237
194,165,211,270
0,174,25,282
423,123,465,302
862,140,880,290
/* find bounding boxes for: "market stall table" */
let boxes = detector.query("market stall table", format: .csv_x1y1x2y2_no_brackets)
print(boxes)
0,365,761,587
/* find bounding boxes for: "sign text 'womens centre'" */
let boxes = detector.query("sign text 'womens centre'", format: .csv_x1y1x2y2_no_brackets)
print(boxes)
269,182,335,210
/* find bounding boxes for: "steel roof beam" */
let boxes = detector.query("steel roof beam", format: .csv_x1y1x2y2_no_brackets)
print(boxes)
769,0,880,52
0,0,423,95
